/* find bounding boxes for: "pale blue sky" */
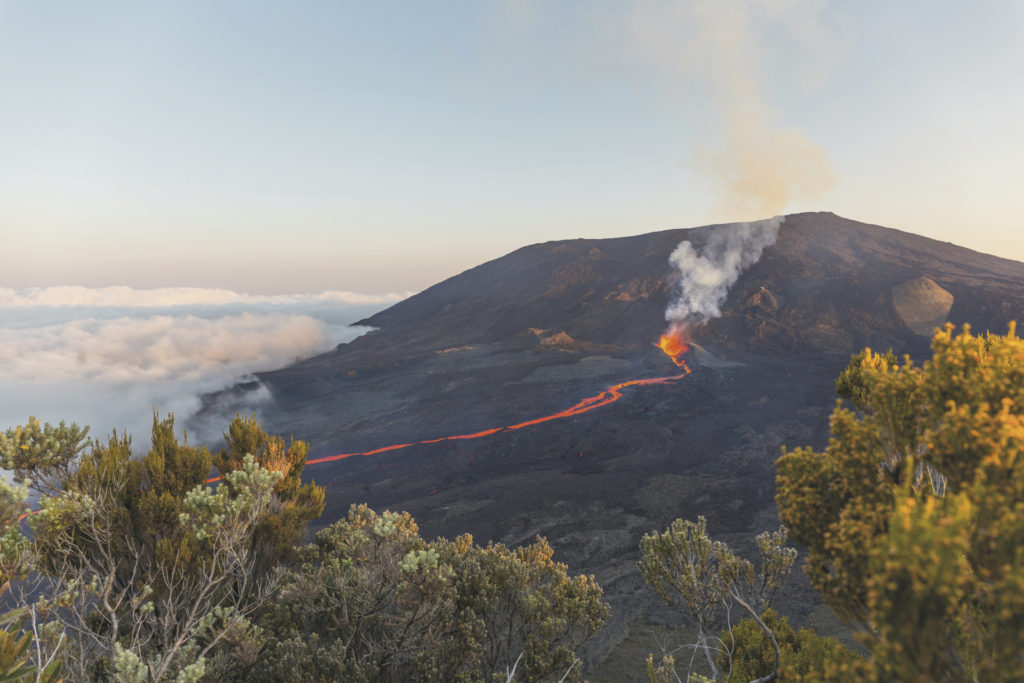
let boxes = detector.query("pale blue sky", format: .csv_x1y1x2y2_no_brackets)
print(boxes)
2,1,1022,293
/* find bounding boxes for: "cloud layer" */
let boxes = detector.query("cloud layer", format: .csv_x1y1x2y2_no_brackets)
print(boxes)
0,287,401,448
0,312,334,384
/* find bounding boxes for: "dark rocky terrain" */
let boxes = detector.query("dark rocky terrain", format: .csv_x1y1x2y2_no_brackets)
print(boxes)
197,212,1024,678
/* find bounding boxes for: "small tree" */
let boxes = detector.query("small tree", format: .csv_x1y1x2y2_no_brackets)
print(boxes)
438,531,609,680
777,323,1024,680
1,413,322,681
719,609,857,682
0,477,63,682
213,415,325,571
0,417,89,496
638,517,797,682
233,504,609,682
833,348,898,410
244,504,460,682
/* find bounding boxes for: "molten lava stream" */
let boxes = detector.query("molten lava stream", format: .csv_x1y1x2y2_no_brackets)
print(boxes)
205,333,692,484
11,345,691,523
14,343,691,521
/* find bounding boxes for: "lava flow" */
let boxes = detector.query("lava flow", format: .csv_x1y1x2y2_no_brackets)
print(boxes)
206,331,693,482
10,333,695,521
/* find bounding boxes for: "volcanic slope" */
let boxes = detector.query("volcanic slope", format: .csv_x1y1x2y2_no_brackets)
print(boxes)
200,211,1024,676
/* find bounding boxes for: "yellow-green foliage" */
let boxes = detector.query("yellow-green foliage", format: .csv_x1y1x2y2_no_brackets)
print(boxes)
214,414,325,568
0,607,63,683
5,412,323,681
834,347,898,410
0,479,31,588
0,479,62,681
145,413,211,498
30,414,219,589
638,517,799,682
777,323,1024,680
719,609,858,682
439,531,609,681
232,504,609,683
0,417,89,496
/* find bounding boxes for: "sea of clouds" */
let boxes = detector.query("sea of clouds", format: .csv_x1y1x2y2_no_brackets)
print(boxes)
0,286,409,449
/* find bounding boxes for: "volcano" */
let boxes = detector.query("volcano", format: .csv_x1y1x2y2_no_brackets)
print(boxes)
197,212,1024,676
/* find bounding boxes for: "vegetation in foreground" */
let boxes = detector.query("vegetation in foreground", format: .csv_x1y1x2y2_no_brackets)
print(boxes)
1,323,1022,681
642,324,1024,682
777,323,1024,680
0,414,607,681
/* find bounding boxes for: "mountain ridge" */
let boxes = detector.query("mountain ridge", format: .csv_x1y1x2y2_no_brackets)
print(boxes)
273,212,1023,381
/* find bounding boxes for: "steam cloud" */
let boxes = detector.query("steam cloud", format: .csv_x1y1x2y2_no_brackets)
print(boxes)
626,0,836,217
0,287,404,448
666,216,783,326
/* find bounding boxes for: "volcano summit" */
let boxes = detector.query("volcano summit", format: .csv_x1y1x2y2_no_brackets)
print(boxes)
198,211,1024,673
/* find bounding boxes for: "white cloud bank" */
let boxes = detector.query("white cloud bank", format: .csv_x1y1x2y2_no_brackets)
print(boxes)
0,286,405,448
0,312,333,384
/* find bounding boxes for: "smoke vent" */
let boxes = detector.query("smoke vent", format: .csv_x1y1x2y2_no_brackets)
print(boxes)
892,277,954,335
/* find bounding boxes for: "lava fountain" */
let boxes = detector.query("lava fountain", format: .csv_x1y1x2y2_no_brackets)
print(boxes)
655,326,689,366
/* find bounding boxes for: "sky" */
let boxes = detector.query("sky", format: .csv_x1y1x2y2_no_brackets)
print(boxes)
1,1,1023,296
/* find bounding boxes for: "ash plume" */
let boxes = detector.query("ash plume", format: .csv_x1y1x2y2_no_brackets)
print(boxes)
666,216,783,326
626,0,837,217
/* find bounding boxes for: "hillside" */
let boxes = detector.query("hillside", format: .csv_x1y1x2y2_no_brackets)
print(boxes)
197,212,1024,676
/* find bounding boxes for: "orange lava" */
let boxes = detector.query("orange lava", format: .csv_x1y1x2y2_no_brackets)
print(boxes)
655,328,690,366
447,427,504,440
506,369,689,431
204,337,693,484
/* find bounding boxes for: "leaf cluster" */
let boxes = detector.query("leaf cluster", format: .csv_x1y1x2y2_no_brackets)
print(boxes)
777,323,1024,680
2,412,322,681
1,415,610,681
214,504,609,682
718,609,858,682
214,415,325,572
638,517,798,681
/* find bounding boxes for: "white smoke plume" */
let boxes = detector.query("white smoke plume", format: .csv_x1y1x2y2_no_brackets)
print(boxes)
666,216,784,325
